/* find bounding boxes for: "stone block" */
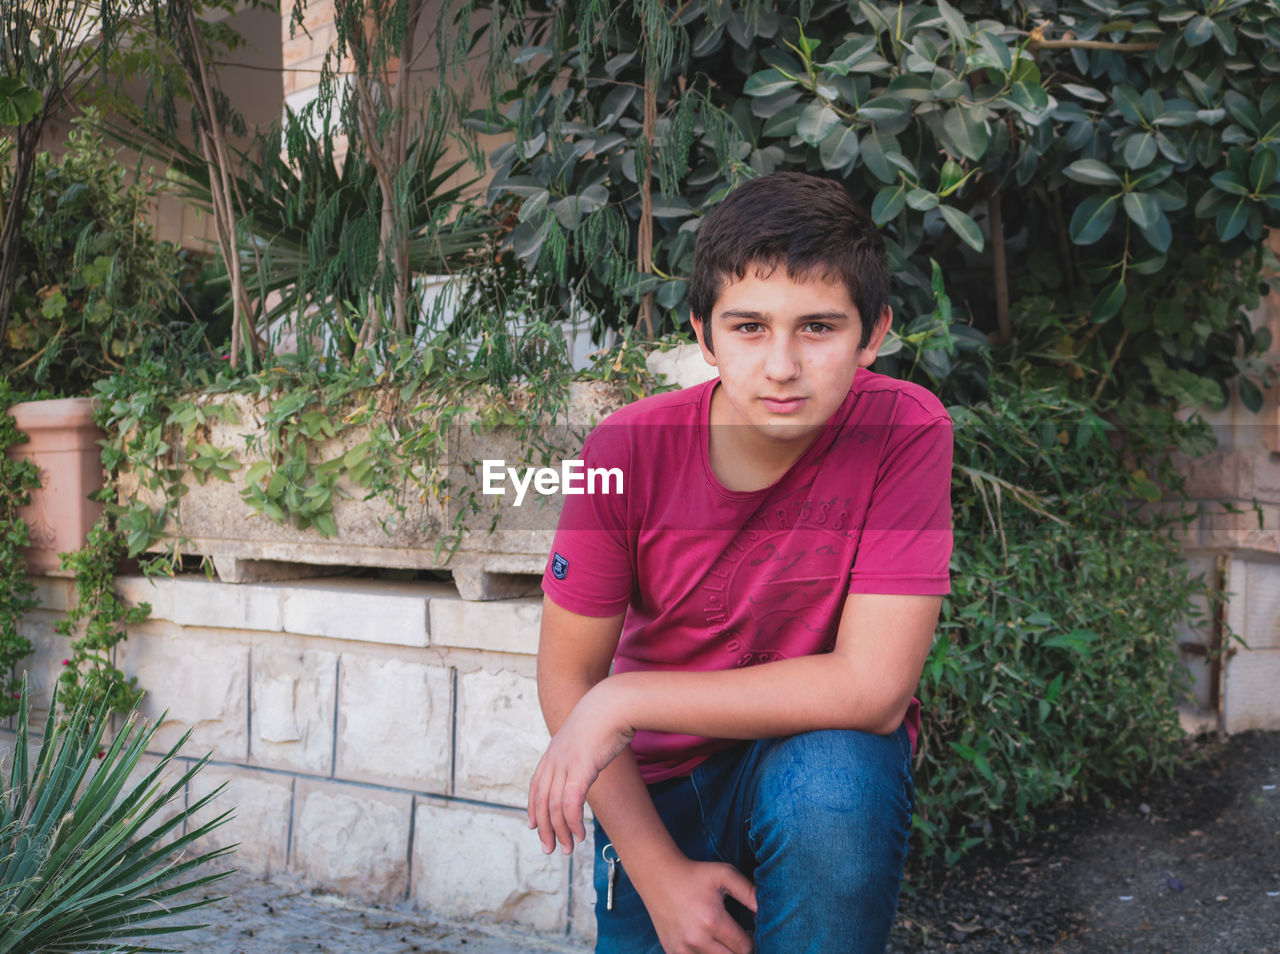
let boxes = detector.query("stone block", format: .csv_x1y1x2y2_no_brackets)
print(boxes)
646,341,718,390
118,627,250,762
430,595,542,655
1242,560,1280,650
30,576,74,612
290,780,411,902
281,579,440,647
251,645,338,773
188,766,294,877
335,655,451,793
115,575,174,623
412,800,567,933
454,668,549,806
13,612,75,724
1223,648,1280,733
571,835,598,943
1181,448,1252,500
169,576,284,633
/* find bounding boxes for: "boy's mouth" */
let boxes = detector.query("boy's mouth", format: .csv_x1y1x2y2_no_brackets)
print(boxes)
759,396,808,414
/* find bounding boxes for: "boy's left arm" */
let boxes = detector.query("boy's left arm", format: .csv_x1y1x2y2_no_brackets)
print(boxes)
528,590,941,854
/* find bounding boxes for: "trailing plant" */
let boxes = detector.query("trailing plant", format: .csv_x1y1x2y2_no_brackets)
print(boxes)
0,385,40,719
463,0,1280,410
54,518,147,716
912,381,1216,866
94,308,667,571
0,678,232,953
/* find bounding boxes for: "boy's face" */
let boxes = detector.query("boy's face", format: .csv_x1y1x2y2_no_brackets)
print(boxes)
692,266,890,452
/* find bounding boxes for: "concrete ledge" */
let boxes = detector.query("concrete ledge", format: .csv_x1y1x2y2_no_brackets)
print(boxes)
430,595,543,655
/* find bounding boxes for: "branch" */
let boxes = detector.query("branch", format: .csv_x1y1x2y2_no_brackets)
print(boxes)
1026,24,1160,53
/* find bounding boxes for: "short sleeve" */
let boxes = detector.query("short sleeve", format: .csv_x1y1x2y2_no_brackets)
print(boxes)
848,412,953,595
540,424,635,617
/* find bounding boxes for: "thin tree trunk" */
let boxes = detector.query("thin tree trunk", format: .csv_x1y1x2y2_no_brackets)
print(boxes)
0,121,42,353
179,1,256,369
636,79,657,339
989,189,1011,347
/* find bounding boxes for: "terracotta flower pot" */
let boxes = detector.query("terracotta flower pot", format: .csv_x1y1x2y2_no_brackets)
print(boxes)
5,397,105,576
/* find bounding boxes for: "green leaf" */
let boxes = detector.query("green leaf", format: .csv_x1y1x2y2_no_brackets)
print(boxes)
1250,149,1278,191
1216,197,1249,241
871,186,905,224
1211,171,1249,196
1122,192,1160,230
943,106,989,161
1068,195,1118,245
1185,15,1215,46
935,0,970,43
1063,159,1122,186
1007,81,1051,118
797,103,840,145
1091,280,1127,322
940,205,985,252
0,77,40,126
858,96,909,124
1139,211,1173,253
906,188,940,211
860,129,896,183
818,125,860,170
745,68,800,97
1123,131,1158,168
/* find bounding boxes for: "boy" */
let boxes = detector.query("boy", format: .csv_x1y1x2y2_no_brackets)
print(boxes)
529,172,952,954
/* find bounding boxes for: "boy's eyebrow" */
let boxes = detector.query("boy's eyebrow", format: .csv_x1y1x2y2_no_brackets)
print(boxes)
718,308,853,322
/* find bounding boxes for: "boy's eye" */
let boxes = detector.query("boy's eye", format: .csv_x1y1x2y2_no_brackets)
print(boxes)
734,322,763,333
804,322,832,334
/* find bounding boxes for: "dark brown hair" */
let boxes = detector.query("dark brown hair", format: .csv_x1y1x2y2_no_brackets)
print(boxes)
688,172,890,349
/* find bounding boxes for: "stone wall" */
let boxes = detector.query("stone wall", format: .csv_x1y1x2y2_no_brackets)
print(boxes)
1174,235,1280,734
0,574,595,946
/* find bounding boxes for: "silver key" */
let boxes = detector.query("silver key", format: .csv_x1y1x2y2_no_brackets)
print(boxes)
602,843,620,911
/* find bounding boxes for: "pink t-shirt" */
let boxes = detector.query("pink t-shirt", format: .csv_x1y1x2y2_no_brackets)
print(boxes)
542,370,953,782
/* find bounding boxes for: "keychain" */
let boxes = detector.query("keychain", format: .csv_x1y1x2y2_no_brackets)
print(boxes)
601,842,620,911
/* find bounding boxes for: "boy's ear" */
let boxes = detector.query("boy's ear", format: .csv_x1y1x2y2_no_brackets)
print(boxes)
856,306,894,368
691,315,717,365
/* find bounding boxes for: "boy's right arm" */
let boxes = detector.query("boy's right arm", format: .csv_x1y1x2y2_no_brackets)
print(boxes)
533,596,756,954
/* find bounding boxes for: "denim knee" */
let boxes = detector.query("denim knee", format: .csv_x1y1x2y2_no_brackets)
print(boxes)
745,727,914,954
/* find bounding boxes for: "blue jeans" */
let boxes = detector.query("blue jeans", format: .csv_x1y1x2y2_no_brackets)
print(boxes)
592,726,914,954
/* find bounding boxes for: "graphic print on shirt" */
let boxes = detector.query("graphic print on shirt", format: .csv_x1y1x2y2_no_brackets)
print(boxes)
699,486,861,667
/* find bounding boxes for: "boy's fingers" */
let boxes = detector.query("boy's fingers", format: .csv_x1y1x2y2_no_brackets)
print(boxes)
721,868,758,914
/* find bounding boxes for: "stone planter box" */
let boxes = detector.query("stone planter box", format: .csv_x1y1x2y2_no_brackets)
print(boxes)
116,382,627,599
5,397,104,575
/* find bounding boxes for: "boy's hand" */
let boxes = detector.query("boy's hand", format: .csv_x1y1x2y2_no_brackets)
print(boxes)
527,680,635,854
637,856,757,954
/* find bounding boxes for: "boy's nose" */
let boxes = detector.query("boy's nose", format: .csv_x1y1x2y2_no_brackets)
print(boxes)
763,338,801,381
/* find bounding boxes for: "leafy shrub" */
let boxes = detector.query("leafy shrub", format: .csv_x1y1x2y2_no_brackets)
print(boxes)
1,118,185,394
469,0,1280,409
913,382,1213,865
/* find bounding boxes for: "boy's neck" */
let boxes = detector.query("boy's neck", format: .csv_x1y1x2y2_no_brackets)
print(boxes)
706,386,824,492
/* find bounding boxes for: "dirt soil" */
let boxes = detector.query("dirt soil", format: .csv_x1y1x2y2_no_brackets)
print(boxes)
173,730,1278,953
888,730,1280,954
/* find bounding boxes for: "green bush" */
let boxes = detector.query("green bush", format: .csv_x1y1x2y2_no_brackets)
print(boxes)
0,384,40,718
469,0,1279,409
913,382,1212,865
1,118,186,394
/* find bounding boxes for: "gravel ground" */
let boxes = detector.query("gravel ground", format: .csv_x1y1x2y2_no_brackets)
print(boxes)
165,730,1278,953
169,873,589,954
889,729,1280,954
